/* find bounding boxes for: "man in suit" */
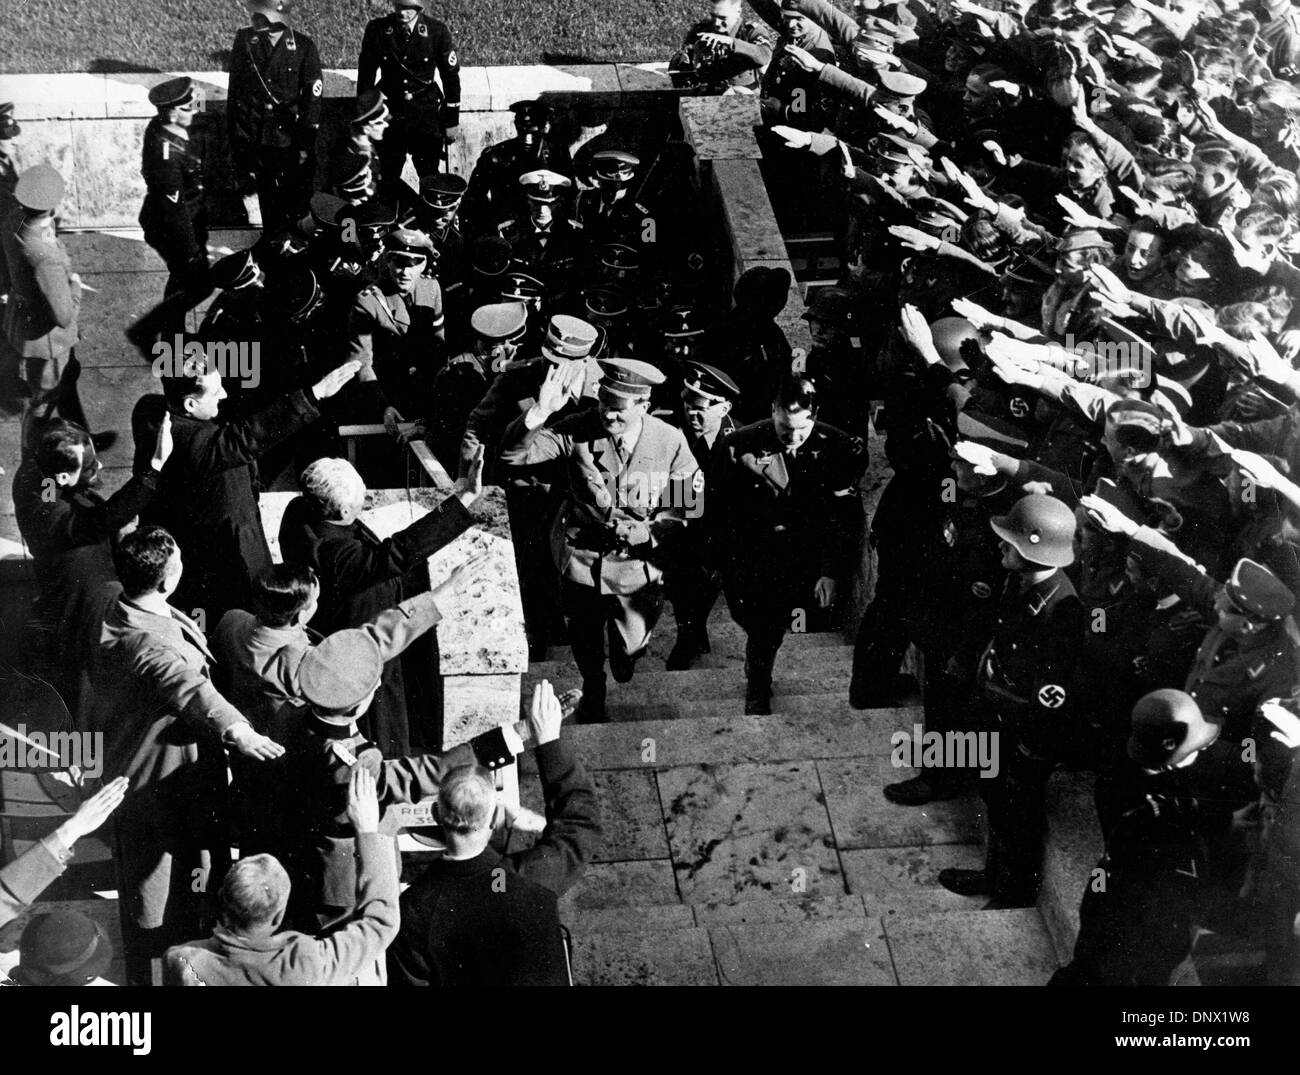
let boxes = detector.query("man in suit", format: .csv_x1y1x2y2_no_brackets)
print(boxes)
499,358,701,722
357,0,460,185
11,416,172,711
276,449,483,755
708,375,867,713
227,0,323,230
664,361,740,669
0,165,87,434
388,680,602,986
164,766,397,986
131,357,359,626
88,526,285,985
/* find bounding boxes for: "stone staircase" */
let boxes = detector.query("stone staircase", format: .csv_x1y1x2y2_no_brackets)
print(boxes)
511,603,1068,986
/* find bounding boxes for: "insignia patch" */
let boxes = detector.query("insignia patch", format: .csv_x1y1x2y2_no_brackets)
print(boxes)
331,741,359,767
971,580,992,599
1247,662,1266,679
312,79,323,97
692,470,705,495
1009,397,1029,418
448,49,458,66
1037,684,1067,709
943,520,956,546
418,22,429,36
165,191,179,203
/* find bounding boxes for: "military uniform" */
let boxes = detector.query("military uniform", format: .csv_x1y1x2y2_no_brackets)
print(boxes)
499,361,700,719
680,18,775,90
138,96,209,333
227,21,323,229
357,4,460,181
462,101,574,234
0,168,84,424
709,418,867,710
498,215,585,297
344,232,445,420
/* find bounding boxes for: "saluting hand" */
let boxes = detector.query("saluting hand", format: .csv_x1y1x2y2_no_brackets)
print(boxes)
312,360,363,400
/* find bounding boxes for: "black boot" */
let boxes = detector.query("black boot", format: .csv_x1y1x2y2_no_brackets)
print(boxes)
743,634,776,715
937,868,992,897
883,773,963,806
574,677,608,724
666,621,704,671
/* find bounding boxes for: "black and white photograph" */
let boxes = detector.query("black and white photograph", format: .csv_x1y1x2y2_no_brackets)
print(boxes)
0,0,1295,1031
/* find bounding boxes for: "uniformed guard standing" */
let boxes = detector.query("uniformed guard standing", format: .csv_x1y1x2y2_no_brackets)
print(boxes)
199,249,267,417
410,173,469,310
1051,690,1216,986
499,358,701,723
227,0,323,231
357,0,460,183
0,165,89,437
572,151,648,251
708,376,867,714
344,227,445,429
937,493,1085,908
331,89,389,204
663,362,740,669
131,78,211,346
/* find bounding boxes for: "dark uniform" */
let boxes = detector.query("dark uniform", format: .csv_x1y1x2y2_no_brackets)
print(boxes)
357,1,460,182
462,100,574,235
227,11,323,230
945,495,1085,907
708,416,867,711
137,79,210,339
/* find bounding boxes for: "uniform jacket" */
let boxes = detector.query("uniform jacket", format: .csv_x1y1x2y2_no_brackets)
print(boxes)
463,136,574,232
708,418,867,586
497,215,585,290
682,17,775,89
163,831,398,986
1129,525,1300,739
571,187,649,249
227,26,323,151
387,736,602,987
138,118,205,262
357,12,460,130
0,836,71,930
345,277,445,415
132,388,321,622
977,567,1086,757
499,408,700,595
1,207,80,363
426,348,490,472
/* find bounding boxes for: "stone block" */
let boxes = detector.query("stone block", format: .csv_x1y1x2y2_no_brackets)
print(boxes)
885,908,1061,986
679,95,761,160
710,917,897,985
571,927,718,985
0,73,108,120
484,65,622,111
70,118,147,229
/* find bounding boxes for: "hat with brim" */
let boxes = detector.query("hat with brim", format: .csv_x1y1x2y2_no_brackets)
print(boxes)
353,89,389,127
1226,557,1295,622
299,629,384,712
682,361,740,406
149,77,198,111
470,301,528,342
520,169,572,203
0,102,21,140
1106,398,1165,451
585,288,629,321
210,249,261,291
12,911,113,987
597,357,665,404
383,226,434,262
592,150,640,182
1056,228,1113,255
1127,689,1220,768
420,172,467,209
542,314,599,360
248,0,292,25
500,272,545,303
599,243,641,274
956,410,1030,452
14,164,65,213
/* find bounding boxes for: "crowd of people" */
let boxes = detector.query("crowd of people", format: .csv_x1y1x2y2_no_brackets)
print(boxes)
2,0,1300,987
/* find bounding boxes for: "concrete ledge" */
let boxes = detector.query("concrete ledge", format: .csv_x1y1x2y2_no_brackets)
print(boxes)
0,64,675,121
1038,770,1102,965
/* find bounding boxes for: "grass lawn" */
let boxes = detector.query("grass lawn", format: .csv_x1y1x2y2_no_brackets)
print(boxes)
0,0,705,74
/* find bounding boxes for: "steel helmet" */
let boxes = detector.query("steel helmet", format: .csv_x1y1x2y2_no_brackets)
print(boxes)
1128,689,1220,769
989,493,1076,568
929,316,982,372
803,285,858,331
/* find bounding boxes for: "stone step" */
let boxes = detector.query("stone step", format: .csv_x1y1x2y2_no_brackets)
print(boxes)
527,651,869,707
569,906,1061,986
529,625,849,680
563,706,924,770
